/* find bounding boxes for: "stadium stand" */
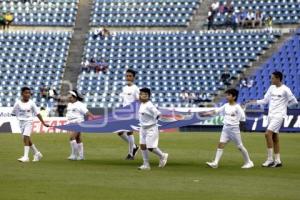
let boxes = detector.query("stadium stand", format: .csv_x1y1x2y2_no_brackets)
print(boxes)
79,30,280,108
239,30,300,107
215,0,300,25
0,0,78,26
0,31,72,107
90,0,200,27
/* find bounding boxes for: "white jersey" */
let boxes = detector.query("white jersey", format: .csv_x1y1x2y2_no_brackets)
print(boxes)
11,99,39,121
216,103,246,126
256,84,298,118
66,101,89,122
120,84,139,107
139,101,161,127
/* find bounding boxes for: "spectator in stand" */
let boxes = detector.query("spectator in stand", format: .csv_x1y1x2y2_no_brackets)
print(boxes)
88,58,98,72
255,10,264,28
81,59,90,72
55,96,67,117
221,68,231,86
207,1,219,30
3,12,14,30
180,90,189,103
96,59,109,74
0,13,5,30
188,92,196,104
239,9,249,27
211,1,220,16
93,27,111,40
207,7,215,31
265,16,273,33
245,10,255,28
223,0,234,15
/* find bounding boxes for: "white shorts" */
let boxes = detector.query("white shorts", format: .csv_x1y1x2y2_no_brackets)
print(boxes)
19,121,32,137
267,117,284,134
220,125,242,146
139,125,159,148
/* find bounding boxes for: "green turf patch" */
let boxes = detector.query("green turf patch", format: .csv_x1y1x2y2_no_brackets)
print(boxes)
0,132,299,200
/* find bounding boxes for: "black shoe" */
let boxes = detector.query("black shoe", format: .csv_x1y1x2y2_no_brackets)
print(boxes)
271,161,283,168
125,154,134,160
133,145,139,157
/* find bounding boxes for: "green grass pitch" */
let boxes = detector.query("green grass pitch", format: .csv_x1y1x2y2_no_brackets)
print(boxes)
0,132,300,200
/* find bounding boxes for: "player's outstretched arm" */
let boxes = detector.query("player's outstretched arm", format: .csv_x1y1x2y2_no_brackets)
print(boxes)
86,111,96,120
199,110,216,117
37,114,50,127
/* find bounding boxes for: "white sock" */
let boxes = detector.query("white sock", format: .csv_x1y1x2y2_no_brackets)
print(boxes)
128,135,136,156
30,144,39,155
267,148,273,161
141,150,149,166
213,148,223,164
274,153,281,163
237,144,251,163
23,146,30,159
77,143,84,158
119,133,129,143
152,148,164,159
70,140,77,156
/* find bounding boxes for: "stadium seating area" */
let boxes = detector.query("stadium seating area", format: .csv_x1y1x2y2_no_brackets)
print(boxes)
79,30,280,108
90,0,200,27
239,30,300,108
0,0,78,26
0,31,72,107
215,0,300,25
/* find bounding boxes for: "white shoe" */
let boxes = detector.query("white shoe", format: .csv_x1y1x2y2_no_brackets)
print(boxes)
68,155,77,160
206,161,218,168
18,156,29,163
241,161,254,169
158,153,169,168
138,164,151,170
76,156,85,161
262,159,274,167
33,152,43,162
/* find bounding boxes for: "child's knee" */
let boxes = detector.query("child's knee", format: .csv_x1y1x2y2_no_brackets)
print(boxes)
140,144,147,150
218,143,225,149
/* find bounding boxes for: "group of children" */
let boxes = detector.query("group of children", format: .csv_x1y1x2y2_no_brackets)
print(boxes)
12,70,298,170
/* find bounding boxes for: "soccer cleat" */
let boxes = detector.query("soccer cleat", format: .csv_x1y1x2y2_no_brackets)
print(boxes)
138,164,151,170
68,155,77,160
158,153,169,168
241,161,254,169
262,160,274,167
76,156,85,161
18,156,30,163
206,161,218,168
33,152,43,162
125,154,134,160
132,145,140,158
271,161,282,168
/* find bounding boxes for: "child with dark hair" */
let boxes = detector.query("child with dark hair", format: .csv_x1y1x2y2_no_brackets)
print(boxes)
118,69,140,160
203,88,253,169
66,90,95,160
138,88,168,170
12,87,49,162
247,71,298,167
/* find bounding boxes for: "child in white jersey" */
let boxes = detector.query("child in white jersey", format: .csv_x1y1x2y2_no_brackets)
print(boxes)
204,89,254,169
12,87,49,162
66,90,95,160
247,71,298,167
118,69,140,160
138,88,168,170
